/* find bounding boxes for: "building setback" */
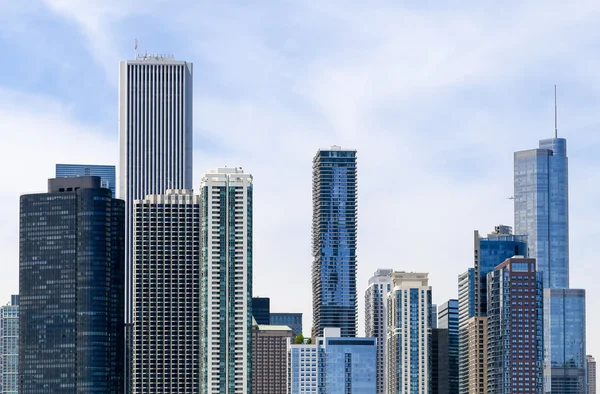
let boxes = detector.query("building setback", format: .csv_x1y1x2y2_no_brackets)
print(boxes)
1,295,19,394
200,168,253,393
312,146,358,338
132,190,201,392
19,177,124,393
270,313,303,338
56,163,116,197
251,323,293,394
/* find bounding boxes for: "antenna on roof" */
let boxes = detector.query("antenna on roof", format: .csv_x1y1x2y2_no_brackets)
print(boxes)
134,39,138,59
554,84,558,138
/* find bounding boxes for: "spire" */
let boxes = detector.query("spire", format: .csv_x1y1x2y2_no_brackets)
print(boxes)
554,84,558,138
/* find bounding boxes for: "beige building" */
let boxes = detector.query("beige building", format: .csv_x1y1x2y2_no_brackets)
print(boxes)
466,316,487,394
252,323,293,394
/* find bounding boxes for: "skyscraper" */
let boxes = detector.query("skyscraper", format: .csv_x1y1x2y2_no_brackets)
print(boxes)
118,54,193,326
200,167,253,393
465,317,487,394
19,177,125,393
365,268,392,394
251,323,293,394
252,297,271,325
312,146,358,338
438,299,459,394
132,190,201,393
56,163,116,197
457,268,475,394
431,328,450,394
1,295,19,394
587,355,596,394
270,313,303,337
387,272,432,394
487,257,543,394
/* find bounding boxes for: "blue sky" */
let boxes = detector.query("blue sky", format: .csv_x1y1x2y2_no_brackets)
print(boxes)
1,0,600,356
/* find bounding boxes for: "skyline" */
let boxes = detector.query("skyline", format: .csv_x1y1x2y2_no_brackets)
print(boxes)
1,0,599,363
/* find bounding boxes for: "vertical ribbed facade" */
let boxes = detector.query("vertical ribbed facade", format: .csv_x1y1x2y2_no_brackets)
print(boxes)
312,146,358,338
118,57,193,326
1,295,19,394
132,190,201,393
365,269,392,394
387,272,431,394
200,168,253,394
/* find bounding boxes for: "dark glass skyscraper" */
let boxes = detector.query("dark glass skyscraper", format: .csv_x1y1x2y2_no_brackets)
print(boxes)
55,163,116,197
438,299,459,394
252,297,271,325
19,177,125,393
311,146,357,338
270,313,303,337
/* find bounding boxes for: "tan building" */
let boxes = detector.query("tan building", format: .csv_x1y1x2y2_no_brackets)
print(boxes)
466,316,487,394
252,323,294,394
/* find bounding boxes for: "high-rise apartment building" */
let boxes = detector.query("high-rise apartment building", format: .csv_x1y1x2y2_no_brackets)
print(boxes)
252,323,293,394
1,295,19,394
19,177,125,393
587,355,596,394
458,268,475,394
544,288,586,394
287,327,376,394
438,299,459,394
312,146,358,338
132,190,200,393
270,313,303,337
118,55,193,326
387,272,432,394
487,257,543,394
56,163,116,197
431,304,438,329
465,317,487,394
365,268,392,394
431,328,450,394
200,167,253,393
252,297,271,325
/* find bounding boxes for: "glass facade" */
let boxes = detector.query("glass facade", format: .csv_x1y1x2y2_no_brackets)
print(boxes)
56,164,116,198
270,313,303,337
312,147,358,338
544,289,586,394
19,177,125,393
438,300,459,394
514,138,568,289
252,297,271,325
1,296,19,394
458,268,475,394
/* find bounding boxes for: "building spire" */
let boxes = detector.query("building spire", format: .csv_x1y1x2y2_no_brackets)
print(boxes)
554,84,558,138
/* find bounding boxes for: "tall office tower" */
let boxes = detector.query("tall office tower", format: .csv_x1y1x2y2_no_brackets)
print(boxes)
132,190,200,393
312,146,358,338
56,163,116,197
1,295,19,394
431,328,450,394
587,355,596,394
387,272,432,394
19,177,125,393
457,268,475,394
270,313,303,337
431,304,438,329
251,323,293,394
200,167,253,393
365,268,392,394
438,300,459,394
118,55,193,327
287,327,377,394
252,297,271,325
487,257,543,394
474,225,527,316
465,317,487,394
544,289,586,393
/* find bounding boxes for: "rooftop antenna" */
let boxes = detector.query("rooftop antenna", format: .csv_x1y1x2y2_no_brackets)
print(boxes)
134,39,138,59
554,84,558,138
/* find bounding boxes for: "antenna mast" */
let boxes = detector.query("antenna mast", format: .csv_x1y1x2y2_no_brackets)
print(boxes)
134,39,138,59
554,84,558,138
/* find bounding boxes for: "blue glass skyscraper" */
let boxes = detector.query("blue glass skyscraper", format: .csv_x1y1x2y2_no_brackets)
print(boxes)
312,146,357,338
56,163,116,198
438,299,459,394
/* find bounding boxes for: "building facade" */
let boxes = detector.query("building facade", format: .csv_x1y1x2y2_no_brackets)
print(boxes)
464,316,487,394
487,257,543,394
387,272,432,394
132,190,201,392
431,328,450,394
19,177,125,393
56,163,116,197
1,295,19,394
288,327,376,394
312,146,358,338
365,268,392,394
458,268,475,394
252,297,271,325
252,324,293,394
270,313,303,337
200,168,253,393
438,299,459,394
587,355,596,394
118,55,193,328
544,289,587,394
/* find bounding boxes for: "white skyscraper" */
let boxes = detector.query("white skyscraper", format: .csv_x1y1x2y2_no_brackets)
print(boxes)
132,190,201,393
1,295,19,394
118,55,193,326
200,168,253,393
387,272,432,394
365,268,392,394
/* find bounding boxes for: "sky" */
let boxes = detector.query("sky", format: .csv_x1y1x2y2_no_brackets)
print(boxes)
1,0,600,357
